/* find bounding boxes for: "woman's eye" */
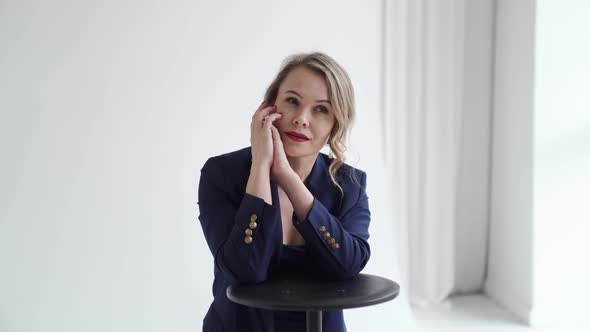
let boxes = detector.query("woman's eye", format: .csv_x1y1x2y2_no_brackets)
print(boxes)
316,106,329,113
286,97,298,105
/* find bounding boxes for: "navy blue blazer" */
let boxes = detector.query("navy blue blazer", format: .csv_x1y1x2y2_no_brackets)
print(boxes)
198,147,371,332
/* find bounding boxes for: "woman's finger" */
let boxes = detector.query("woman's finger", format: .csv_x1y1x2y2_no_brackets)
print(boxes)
255,100,267,113
262,112,282,129
271,126,287,164
259,108,278,125
270,125,281,143
260,105,277,118
253,105,277,122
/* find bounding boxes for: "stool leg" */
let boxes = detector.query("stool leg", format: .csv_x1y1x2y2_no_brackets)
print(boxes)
306,310,322,332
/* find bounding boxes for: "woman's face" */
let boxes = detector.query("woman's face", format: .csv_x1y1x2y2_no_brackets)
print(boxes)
273,66,336,159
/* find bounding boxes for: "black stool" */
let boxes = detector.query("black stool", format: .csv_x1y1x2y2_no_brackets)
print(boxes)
227,272,400,332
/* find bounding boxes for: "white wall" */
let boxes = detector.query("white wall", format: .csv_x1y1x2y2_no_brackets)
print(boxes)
485,0,536,323
0,0,413,331
532,0,590,327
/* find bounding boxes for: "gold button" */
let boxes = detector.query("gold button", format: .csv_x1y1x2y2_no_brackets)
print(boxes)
331,243,340,250
319,226,326,233
244,236,253,244
249,221,258,230
323,232,331,239
245,229,253,236
328,238,336,244
250,214,258,222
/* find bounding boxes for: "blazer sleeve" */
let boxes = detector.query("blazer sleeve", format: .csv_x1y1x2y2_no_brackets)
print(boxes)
293,171,371,280
198,157,281,285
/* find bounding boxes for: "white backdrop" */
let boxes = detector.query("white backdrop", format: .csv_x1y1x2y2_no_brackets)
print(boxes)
0,0,414,331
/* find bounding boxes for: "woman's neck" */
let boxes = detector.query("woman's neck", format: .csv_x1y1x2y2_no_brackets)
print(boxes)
287,154,318,183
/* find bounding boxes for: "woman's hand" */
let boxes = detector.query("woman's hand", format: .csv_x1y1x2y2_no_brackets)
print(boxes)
250,101,282,170
270,125,314,220
270,125,296,186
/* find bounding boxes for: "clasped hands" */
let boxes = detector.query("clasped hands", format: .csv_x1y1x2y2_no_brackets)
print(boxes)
250,101,297,188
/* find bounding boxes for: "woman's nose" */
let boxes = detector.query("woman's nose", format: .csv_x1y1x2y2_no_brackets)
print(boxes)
293,112,309,128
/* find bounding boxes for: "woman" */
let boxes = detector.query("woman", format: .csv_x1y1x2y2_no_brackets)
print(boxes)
198,52,371,332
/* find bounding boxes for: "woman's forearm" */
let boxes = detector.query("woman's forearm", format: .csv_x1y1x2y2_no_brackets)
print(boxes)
245,165,272,205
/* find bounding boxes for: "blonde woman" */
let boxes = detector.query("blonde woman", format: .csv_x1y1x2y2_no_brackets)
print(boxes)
198,52,371,332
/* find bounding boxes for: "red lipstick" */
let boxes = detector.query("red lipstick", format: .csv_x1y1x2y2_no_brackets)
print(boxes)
285,131,310,142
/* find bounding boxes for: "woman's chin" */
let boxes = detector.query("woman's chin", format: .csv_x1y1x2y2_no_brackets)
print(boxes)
283,146,306,158
283,146,320,159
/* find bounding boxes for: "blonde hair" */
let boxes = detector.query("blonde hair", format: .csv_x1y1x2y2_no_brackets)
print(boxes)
264,52,356,195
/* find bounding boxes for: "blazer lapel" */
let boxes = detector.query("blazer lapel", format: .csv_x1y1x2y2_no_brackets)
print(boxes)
305,154,342,214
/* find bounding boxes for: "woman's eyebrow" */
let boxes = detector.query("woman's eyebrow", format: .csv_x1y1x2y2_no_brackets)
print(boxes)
285,90,331,105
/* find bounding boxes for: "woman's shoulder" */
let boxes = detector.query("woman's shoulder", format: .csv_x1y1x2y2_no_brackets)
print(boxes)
199,147,253,195
204,146,252,165
200,147,252,180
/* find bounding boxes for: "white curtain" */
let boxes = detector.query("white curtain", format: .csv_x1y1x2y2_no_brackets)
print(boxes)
385,0,493,307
